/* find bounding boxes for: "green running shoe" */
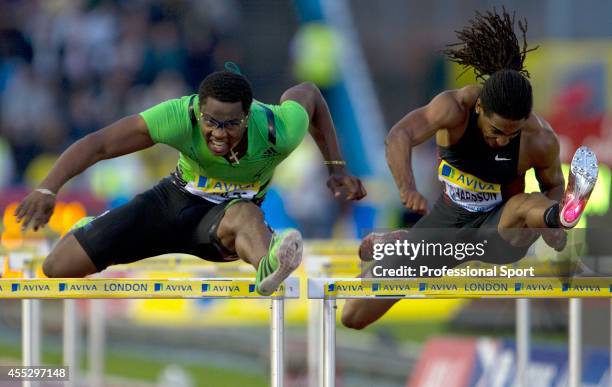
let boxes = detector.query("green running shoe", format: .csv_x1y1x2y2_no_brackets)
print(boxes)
256,229,303,296
68,216,95,232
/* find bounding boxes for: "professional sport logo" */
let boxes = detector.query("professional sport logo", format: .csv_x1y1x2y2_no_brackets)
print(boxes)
438,160,502,212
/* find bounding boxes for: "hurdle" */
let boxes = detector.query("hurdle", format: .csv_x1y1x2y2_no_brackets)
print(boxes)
308,277,612,387
0,277,299,387
85,257,258,386
304,251,363,387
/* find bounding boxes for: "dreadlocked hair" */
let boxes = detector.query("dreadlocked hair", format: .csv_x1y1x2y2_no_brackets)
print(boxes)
445,8,537,120
198,71,253,113
444,7,536,80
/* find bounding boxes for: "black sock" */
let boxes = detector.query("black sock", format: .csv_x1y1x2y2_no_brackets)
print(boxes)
543,203,561,228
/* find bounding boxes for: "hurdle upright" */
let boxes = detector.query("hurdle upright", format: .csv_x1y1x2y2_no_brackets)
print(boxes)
309,277,611,387
1,277,299,387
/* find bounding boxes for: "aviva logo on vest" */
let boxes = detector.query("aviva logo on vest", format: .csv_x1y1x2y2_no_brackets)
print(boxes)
196,175,260,194
438,160,500,193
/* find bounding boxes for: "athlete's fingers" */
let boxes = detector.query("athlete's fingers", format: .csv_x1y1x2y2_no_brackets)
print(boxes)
15,198,34,221
15,201,25,219
405,194,426,214
332,183,344,198
403,196,413,209
408,199,417,211
344,176,359,197
419,196,429,212
417,201,425,212
358,179,367,197
26,200,45,230
350,178,362,197
32,215,45,232
411,203,423,214
20,206,36,231
414,202,427,215
417,198,428,214
413,192,426,210
32,208,51,231
34,216,50,231
409,200,418,211
326,177,342,197
401,190,420,210
329,186,341,198
331,181,348,199
354,179,367,200
331,177,356,200
345,177,365,200
15,202,26,220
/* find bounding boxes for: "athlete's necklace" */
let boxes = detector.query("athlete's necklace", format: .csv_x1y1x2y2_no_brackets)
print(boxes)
228,133,248,165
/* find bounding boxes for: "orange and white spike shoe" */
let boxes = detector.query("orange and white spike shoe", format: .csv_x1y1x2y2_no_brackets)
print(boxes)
559,146,598,228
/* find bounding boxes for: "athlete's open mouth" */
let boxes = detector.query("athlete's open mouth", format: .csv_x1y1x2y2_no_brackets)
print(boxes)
208,139,228,155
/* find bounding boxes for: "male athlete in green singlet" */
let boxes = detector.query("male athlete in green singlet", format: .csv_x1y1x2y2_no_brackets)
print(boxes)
15,65,366,295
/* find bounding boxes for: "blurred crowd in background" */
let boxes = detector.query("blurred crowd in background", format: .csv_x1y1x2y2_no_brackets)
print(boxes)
0,0,243,186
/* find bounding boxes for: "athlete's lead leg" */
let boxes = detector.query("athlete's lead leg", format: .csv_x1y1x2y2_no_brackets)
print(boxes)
498,146,598,251
217,201,303,295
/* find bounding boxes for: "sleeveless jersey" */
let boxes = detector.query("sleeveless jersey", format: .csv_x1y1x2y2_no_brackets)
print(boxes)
437,109,521,212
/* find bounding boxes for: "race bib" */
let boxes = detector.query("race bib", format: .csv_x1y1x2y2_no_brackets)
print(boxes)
185,175,261,203
438,160,502,212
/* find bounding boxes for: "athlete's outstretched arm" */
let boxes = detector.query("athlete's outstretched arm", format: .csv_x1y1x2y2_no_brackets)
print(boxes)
386,91,465,213
15,115,154,231
280,82,366,200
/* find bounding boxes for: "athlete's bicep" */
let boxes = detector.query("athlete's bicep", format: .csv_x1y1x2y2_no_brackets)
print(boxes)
94,115,154,159
533,133,564,194
389,91,465,146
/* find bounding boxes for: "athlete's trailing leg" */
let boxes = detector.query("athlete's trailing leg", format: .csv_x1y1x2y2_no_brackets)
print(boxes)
43,216,98,278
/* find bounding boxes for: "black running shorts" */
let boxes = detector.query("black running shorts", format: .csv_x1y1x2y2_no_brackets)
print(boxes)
370,195,531,276
73,177,249,271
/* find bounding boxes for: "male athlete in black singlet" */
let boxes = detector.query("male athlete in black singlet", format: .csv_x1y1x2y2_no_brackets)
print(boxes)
342,9,598,330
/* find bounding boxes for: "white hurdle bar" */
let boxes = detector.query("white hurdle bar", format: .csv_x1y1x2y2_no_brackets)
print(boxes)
1,277,299,387
569,298,582,387
304,253,363,386
516,298,530,387
308,277,612,387
63,299,78,387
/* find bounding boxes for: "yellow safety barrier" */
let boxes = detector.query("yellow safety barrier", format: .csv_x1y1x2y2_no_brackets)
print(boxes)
308,277,612,298
0,278,299,299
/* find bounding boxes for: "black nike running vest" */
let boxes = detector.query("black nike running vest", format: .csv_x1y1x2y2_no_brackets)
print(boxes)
436,109,521,211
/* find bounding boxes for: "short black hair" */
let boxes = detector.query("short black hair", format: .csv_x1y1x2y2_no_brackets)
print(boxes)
444,7,537,120
198,71,253,113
